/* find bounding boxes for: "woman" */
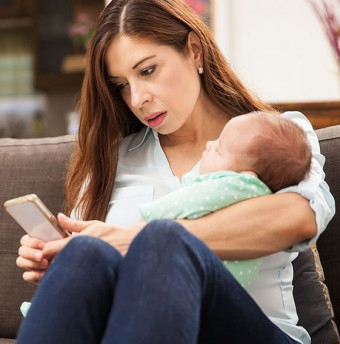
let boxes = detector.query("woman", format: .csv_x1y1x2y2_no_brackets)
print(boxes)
16,0,335,343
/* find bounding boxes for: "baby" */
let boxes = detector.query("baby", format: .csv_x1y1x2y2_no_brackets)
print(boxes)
140,111,312,289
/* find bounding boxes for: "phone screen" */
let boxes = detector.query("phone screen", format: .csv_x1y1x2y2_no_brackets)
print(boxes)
5,195,69,241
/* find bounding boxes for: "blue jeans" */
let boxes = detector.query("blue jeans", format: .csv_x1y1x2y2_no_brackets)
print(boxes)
17,220,299,344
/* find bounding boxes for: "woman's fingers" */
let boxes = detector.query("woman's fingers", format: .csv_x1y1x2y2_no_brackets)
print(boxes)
43,236,72,257
16,255,49,270
20,234,45,250
17,234,49,283
22,270,45,284
18,245,45,263
57,213,99,233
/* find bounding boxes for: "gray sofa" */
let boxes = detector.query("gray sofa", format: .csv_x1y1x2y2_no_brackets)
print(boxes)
0,126,339,343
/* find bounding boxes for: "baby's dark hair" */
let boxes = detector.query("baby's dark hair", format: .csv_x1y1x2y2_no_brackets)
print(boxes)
248,111,312,192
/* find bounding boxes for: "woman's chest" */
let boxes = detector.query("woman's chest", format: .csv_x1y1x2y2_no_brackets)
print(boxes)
106,132,201,226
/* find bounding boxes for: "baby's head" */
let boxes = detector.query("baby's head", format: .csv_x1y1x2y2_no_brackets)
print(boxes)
200,111,312,192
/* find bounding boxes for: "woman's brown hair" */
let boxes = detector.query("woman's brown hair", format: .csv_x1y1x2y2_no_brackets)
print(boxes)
65,0,274,221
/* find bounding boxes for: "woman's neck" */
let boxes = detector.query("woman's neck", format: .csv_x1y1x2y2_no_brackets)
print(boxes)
158,102,230,179
159,103,229,148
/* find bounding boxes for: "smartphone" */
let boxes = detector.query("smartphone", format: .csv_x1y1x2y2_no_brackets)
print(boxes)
4,194,70,242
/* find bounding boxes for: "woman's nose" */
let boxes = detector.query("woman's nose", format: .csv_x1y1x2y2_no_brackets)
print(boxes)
130,83,151,109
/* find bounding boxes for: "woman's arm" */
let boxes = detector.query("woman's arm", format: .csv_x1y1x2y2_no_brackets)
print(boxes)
178,192,316,260
43,192,315,261
179,112,335,260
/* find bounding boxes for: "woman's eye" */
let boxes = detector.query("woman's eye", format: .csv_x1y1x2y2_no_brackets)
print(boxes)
141,66,156,76
114,82,128,91
118,83,127,90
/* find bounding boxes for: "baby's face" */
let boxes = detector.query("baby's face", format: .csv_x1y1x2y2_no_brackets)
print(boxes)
199,115,256,174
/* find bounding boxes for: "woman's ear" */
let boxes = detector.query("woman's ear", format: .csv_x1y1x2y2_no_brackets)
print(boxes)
187,31,203,67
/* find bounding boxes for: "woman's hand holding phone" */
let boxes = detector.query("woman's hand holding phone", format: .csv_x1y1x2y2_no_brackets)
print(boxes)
16,213,98,283
16,235,49,283
44,213,144,257
16,212,145,283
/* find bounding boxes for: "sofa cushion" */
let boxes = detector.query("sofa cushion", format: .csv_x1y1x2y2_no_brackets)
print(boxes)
0,135,75,339
293,245,339,343
0,339,15,344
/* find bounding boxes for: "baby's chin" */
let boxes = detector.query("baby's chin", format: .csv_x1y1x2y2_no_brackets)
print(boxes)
198,165,207,175
199,167,214,175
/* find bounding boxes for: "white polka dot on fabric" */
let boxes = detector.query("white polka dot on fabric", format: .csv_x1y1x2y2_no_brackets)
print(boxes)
200,206,204,210
239,271,244,275
220,195,225,200
205,196,210,200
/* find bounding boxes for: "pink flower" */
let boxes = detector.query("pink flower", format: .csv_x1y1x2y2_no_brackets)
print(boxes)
68,12,94,49
308,0,340,64
76,13,90,23
184,0,207,16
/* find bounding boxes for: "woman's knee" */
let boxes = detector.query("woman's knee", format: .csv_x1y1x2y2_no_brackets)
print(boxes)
129,219,205,264
56,235,122,269
136,219,189,248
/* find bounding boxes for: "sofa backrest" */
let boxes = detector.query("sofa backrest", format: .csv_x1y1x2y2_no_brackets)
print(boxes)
0,135,75,339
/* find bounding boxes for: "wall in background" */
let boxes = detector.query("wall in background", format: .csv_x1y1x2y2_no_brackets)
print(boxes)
214,0,339,103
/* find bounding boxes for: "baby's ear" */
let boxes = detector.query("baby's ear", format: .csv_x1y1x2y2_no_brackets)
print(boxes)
240,170,258,177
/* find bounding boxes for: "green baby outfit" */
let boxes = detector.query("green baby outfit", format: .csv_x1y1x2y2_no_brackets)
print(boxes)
140,171,272,289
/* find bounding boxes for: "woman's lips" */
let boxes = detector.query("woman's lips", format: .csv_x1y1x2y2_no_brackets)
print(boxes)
146,112,167,128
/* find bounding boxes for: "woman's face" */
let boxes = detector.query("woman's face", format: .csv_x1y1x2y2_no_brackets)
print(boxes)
105,35,202,135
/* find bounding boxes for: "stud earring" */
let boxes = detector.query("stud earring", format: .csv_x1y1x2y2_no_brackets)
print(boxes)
198,66,204,75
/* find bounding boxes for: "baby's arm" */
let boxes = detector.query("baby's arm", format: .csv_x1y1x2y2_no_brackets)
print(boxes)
140,172,271,221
